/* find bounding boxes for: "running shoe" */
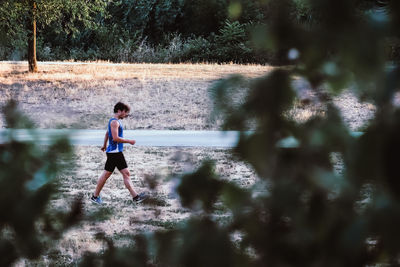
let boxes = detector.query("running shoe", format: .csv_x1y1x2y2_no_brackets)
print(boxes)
133,192,148,203
91,195,103,204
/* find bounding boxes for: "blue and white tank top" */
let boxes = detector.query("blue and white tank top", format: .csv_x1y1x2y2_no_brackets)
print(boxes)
106,118,124,153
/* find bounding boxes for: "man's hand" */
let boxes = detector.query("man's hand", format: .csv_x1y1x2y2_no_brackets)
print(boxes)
101,146,106,152
128,140,136,145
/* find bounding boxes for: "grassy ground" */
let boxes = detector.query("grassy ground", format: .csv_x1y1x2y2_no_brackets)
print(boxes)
0,62,377,131
0,62,271,130
30,146,256,265
0,62,376,265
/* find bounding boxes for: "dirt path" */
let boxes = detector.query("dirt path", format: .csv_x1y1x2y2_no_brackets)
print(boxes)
0,129,239,147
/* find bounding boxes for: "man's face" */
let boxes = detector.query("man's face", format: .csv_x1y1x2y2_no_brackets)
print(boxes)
118,110,129,119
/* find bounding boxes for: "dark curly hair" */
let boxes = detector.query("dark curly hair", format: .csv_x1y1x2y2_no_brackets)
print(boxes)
114,102,130,113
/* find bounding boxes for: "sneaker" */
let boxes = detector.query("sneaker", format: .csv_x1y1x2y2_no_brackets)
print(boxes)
91,195,103,204
133,192,148,203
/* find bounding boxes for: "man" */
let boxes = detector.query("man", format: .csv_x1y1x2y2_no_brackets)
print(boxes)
91,102,147,204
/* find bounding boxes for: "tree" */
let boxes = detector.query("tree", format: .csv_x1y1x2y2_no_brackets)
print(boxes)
0,0,107,72
27,0,37,72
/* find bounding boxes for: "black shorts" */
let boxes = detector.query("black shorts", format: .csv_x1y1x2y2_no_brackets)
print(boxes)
105,152,128,172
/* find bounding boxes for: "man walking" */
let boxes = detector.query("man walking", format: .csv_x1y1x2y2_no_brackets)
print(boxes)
91,102,147,204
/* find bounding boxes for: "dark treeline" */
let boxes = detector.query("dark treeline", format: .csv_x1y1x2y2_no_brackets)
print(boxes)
0,0,269,64
1,0,398,64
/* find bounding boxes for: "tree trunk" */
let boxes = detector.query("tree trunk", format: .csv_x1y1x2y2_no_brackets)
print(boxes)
28,0,38,73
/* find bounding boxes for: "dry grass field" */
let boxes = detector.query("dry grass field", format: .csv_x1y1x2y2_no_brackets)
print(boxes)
0,62,378,265
0,62,376,131
38,146,256,265
0,62,271,130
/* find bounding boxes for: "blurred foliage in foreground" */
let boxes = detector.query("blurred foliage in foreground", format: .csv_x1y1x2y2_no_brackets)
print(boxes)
0,100,82,266
80,0,400,266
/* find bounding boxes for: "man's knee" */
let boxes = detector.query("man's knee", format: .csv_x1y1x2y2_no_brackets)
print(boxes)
121,169,130,178
103,171,112,179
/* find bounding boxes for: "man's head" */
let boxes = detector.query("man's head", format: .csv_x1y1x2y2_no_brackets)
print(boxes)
114,102,130,119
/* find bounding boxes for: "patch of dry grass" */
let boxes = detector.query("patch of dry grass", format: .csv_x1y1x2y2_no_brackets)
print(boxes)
289,77,377,130
14,145,257,265
1,62,378,131
0,62,271,130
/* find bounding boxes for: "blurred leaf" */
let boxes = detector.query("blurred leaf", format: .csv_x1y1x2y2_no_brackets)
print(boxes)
2,100,35,129
176,160,223,212
0,100,77,263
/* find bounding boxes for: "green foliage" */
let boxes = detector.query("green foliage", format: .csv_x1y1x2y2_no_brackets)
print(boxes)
177,160,223,212
0,1,29,59
180,35,213,63
178,0,228,37
290,0,315,25
208,0,400,265
0,0,107,61
214,20,254,63
0,100,81,265
0,0,269,63
3,0,400,64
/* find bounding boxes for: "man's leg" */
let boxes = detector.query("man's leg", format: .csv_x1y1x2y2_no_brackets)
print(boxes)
119,168,138,198
94,170,113,197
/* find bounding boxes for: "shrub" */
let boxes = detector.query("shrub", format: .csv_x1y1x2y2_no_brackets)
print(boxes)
0,100,82,265
214,20,254,63
131,38,158,63
181,35,213,63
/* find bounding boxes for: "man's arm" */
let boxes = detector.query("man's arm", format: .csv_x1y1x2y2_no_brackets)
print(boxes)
101,131,108,151
110,120,136,145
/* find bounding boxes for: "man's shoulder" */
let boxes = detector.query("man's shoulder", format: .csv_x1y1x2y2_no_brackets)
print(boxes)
110,119,120,127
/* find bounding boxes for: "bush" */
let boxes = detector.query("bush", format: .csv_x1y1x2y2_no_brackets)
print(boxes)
131,38,158,63
181,35,213,63
0,100,82,265
131,34,211,63
214,20,254,63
